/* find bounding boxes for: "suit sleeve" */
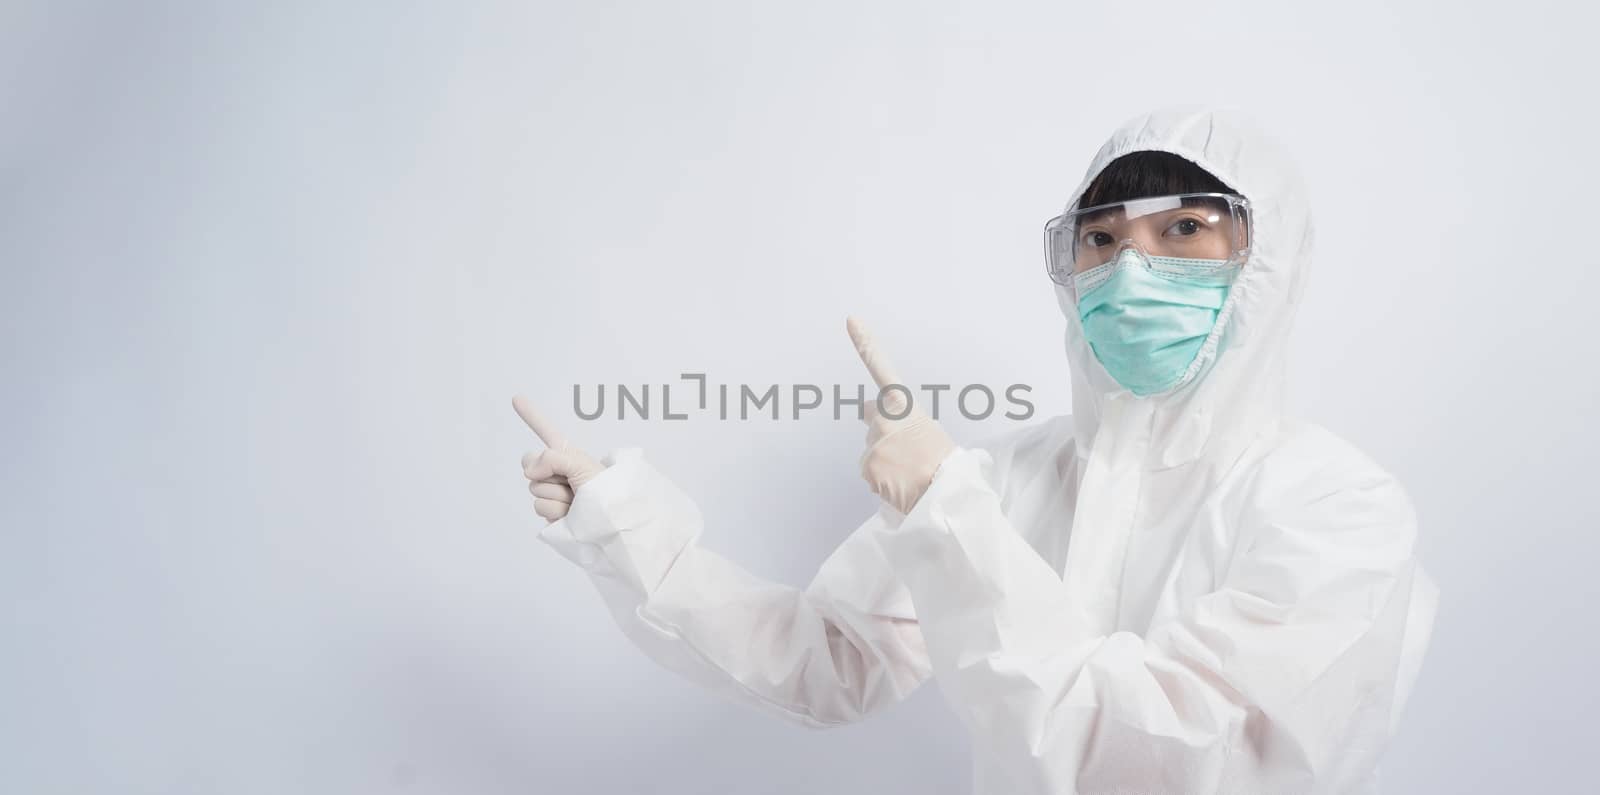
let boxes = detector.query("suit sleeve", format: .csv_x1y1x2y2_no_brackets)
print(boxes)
539,447,933,728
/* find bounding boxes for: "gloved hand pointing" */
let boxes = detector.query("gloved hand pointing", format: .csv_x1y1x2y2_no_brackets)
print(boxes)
847,317,957,515
513,395,607,522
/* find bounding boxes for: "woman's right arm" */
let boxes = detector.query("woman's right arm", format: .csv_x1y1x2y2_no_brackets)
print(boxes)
537,447,933,728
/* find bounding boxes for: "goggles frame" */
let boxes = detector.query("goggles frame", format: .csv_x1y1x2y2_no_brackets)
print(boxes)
1043,192,1252,286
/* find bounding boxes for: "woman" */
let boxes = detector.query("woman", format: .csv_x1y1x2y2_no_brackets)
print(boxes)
517,107,1438,794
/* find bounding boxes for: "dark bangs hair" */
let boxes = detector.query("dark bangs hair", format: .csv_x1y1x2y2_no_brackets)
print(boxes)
1077,151,1236,210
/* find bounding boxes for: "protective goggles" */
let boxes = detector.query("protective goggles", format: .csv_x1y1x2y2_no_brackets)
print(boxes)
1043,193,1252,288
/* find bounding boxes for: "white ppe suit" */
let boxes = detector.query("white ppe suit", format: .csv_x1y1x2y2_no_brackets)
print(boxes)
536,107,1438,794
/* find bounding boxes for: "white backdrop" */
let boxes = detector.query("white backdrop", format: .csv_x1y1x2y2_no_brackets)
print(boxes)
4,1,1597,792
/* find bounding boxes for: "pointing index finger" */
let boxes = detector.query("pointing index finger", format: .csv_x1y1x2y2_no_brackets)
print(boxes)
512,395,569,449
846,316,902,390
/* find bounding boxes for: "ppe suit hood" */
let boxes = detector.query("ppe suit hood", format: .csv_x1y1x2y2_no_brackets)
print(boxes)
1054,107,1314,470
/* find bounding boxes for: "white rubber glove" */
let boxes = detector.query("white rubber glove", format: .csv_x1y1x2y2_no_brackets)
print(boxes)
513,395,607,522
846,316,957,515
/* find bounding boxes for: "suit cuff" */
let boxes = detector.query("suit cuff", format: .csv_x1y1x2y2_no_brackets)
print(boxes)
537,447,702,597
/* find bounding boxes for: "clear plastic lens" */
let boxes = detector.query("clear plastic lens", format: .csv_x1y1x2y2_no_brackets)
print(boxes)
1044,193,1251,289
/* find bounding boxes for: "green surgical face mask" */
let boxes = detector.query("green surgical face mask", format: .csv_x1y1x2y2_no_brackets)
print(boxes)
1073,249,1238,396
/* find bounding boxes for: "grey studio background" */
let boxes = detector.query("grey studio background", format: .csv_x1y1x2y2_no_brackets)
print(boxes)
3,1,1596,793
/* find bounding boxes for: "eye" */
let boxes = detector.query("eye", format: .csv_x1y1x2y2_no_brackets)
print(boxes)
1081,230,1114,247
1166,218,1203,237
